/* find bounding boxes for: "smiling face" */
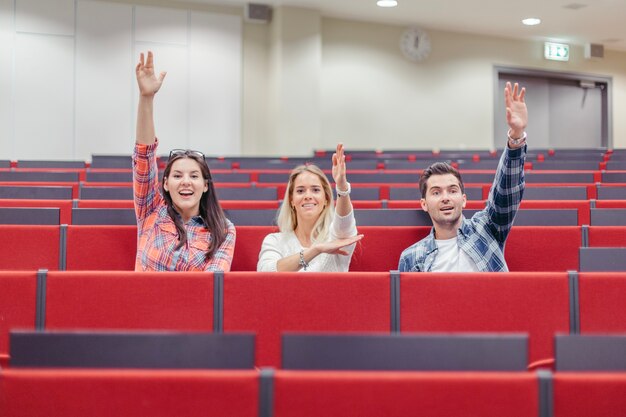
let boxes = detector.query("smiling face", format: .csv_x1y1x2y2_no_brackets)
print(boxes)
290,171,328,225
163,157,209,222
421,173,467,234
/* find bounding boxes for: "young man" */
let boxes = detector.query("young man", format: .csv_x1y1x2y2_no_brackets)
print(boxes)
398,82,527,272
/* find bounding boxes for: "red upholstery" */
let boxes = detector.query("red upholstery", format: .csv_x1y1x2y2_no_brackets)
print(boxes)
65,225,137,270
579,273,626,332
554,373,626,417
400,273,570,366
223,272,391,367
45,271,214,331
595,200,626,208
0,199,73,224
0,369,259,417
506,226,581,271
232,226,277,271
0,271,37,366
350,226,430,271
273,370,538,417
0,225,60,270
587,226,626,246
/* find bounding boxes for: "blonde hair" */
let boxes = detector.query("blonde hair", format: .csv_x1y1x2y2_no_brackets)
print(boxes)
276,164,334,243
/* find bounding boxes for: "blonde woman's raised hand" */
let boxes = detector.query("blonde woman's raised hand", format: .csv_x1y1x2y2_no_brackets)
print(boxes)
332,143,348,191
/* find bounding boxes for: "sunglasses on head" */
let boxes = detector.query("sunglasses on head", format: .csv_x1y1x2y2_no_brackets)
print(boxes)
169,149,206,160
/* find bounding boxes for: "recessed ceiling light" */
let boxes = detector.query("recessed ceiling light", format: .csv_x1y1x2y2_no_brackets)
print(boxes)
377,0,398,7
522,18,541,26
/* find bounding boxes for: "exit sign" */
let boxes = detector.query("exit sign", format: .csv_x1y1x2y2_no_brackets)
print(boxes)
544,42,570,61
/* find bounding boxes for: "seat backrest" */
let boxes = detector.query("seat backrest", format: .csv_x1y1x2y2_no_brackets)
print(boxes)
79,185,133,200
65,225,136,270
553,373,626,417
273,370,539,417
555,334,626,371
44,271,214,331
71,207,136,225
0,185,73,199
223,272,391,367
587,226,626,247
578,272,626,333
1,368,260,417
506,226,581,271
0,225,60,270
0,207,60,225
349,226,429,272
282,333,528,371
400,273,571,366
590,208,626,225
579,247,626,271
231,226,276,271
10,330,254,369
0,271,37,365
523,186,588,200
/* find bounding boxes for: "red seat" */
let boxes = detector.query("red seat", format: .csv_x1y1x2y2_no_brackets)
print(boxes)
0,369,259,417
350,226,429,271
400,273,570,366
45,271,214,331
0,271,37,367
506,226,581,271
273,370,539,417
223,272,390,367
0,225,60,270
554,372,626,417
65,225,136,270
579,272,626,333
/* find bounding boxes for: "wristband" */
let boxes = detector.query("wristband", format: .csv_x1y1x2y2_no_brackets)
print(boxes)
336,182,351,197
507,129,527,146
299,249,309,271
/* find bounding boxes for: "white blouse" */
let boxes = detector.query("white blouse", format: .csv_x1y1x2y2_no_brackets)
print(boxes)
256,210,358,272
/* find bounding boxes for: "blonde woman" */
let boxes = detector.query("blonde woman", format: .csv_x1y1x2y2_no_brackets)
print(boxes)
257,144,363,272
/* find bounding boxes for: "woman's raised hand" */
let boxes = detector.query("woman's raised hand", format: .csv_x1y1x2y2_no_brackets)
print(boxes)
136,51,167,97
332,143,348,190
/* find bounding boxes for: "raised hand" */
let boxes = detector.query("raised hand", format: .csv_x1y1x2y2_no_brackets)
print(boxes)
136,51,167,97
313,234,364,256
504,81,527,137
332,143,348,191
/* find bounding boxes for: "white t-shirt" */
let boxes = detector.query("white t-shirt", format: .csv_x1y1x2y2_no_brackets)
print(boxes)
431,237,479,272
257,210,358,272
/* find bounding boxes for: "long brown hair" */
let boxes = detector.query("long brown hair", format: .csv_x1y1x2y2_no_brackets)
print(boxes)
162,151,228,260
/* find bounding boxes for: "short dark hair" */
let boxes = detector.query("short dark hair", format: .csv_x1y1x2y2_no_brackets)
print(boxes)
419,162,465,197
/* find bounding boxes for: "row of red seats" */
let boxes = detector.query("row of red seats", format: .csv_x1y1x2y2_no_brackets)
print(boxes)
0,224,594,272
2,271,625,368
2,367,625,417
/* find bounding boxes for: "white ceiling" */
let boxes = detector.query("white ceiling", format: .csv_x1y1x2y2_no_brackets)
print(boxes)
181,0,626,52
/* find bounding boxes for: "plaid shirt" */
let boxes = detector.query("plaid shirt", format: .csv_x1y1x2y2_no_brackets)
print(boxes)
133,140,236,272
398,144,526,272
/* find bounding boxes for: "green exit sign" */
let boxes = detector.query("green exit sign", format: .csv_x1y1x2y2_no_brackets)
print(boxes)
544,42,570,61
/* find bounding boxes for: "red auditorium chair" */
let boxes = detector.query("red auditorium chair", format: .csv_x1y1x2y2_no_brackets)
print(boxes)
0,369,260,417
587,226,626,247
65,225,136,270
44,271,214,332
578,273,626,333
400,273,571,367
505,226,581,271
0,271,38,367
0,225,60,270
273,370,539,417
223,272,391,367
553,373,626,417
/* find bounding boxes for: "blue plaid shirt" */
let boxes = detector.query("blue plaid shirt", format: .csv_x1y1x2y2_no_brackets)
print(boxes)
398,144,526,272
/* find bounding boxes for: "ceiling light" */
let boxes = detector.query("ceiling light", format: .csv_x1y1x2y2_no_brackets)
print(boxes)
377,0,398,7
522,18,541,26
